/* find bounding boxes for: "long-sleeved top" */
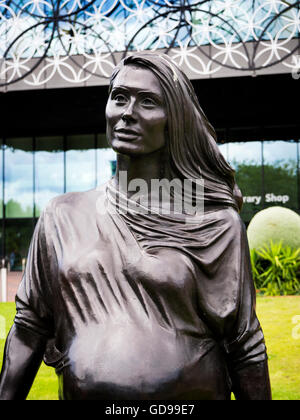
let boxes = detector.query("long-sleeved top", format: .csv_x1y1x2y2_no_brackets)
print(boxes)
13,180,268,400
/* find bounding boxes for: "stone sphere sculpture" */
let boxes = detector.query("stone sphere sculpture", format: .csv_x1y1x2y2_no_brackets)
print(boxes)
248,206,300,250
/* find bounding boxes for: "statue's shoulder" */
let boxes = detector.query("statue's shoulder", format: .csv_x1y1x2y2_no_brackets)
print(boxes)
209,205,245,232
221,206,246,236
43,183,108,219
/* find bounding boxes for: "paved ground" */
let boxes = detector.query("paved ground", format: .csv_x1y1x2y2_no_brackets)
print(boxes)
1,271,23,303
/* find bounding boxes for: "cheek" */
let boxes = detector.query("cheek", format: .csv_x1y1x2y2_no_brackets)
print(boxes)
105,102,119,139
105,101,117,125
144,113,167,141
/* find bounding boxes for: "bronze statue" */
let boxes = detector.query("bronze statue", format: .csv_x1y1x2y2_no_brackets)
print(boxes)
0,53,271,400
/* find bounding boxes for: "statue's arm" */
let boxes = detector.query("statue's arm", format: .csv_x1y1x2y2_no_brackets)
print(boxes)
230,359,272,400
0,206,56,400
225,288,272,399
224,219,272,400
0,324,48,400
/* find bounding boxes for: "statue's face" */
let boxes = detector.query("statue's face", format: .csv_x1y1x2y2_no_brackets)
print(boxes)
106,65,167,156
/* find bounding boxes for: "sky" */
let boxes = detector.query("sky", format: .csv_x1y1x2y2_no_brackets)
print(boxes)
219,140,298,167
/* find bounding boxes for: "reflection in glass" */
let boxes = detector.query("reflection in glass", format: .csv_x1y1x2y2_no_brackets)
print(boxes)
66,135,96,193
1,135,298,264
218,143,229,161
0,140,2,259
35,137,64,217
5,219,33,271
298,142,300,212
97,134,116,186
0,139,3,219
110,160,117,177
227,142,263,223
263,141,298,211
5,138,33,218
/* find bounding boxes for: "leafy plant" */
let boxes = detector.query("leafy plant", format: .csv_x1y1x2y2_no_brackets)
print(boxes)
250,241,300,296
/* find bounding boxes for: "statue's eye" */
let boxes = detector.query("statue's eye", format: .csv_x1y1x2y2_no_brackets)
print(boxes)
141,97,156,107
113,94,128,104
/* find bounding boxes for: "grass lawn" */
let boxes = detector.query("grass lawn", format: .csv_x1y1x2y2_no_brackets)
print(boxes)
256,296,300,400
0,302,58,400
0,296,300,400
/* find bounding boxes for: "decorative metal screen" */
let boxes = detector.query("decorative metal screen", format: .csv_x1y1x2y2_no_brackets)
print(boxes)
0,0,299,87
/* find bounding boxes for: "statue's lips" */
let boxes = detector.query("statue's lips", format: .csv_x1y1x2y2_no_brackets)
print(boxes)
114,129,141,140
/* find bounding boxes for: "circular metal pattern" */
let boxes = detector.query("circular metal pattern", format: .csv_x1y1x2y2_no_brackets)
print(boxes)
0,0,299,87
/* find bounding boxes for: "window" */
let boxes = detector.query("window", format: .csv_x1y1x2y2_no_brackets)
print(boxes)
263,141,298,212
5,219,33,271
66,135,96,192
0,139,3,219
5,138,34,218
218,142,229,161
35,136,64,216
97,134,116,186
227,141,263,223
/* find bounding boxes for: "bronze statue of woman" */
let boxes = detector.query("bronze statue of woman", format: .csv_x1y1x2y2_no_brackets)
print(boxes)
0,53,271,400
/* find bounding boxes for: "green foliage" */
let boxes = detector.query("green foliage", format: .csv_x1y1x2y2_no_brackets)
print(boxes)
233,159,298,224
5,199,33,218
250,241,300,296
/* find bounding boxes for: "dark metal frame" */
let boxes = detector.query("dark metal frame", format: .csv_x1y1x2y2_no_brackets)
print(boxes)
1,0,300,87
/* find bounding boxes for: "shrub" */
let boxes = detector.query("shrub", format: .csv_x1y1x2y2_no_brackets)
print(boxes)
250,241,300,296
247,206,300,251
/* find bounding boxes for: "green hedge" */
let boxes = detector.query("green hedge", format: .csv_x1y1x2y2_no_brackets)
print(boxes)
250,241,300,296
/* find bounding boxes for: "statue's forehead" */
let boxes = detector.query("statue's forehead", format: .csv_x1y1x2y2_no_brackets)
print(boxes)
112,65,163,97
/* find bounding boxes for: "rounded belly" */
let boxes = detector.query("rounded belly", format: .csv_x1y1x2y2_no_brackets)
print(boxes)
59,322,229,400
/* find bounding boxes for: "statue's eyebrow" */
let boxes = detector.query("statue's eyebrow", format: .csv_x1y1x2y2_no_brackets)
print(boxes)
111,86,164,103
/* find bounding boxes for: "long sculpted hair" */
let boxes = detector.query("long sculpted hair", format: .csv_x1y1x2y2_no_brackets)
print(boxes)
109,53,241,211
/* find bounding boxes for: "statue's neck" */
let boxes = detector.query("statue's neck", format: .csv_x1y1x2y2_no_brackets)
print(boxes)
113,148,170,197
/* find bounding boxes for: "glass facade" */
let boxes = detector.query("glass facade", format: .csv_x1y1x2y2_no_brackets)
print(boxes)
5,138,34,218
0,135,116,271
35,136,64,217
0,136,299,270
65,135,97,193
219,139,300,224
